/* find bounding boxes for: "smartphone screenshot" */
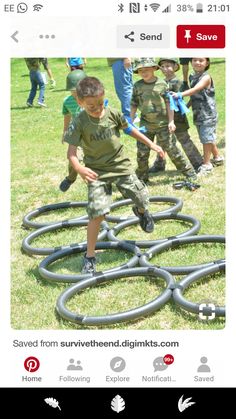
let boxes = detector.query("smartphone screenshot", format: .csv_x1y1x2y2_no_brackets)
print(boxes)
0,0,235,415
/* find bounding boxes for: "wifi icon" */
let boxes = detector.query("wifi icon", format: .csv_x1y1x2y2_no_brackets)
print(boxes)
33,4,43,11
149,3,161,12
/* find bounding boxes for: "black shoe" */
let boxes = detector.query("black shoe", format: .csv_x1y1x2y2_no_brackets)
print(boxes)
149,161,166,173
59,178,75,192
132,207,154,233
81,254,96,274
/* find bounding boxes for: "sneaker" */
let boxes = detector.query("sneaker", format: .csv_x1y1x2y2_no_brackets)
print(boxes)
132,206,154,233
198,163,213,175
81,254,96,274
149,160,166,173
211,156,224,166
26,102,33,107
37,101,47,107
180,81,189,92
59,178,75,192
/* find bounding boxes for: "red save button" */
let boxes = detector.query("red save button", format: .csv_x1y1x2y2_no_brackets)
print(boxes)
177,25,225,48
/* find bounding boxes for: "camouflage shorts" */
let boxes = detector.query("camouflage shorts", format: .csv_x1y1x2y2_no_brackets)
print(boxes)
87,174,149,219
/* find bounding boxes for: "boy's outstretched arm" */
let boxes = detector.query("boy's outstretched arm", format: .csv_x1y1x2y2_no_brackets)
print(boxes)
128,127,165,158
67,144,98,182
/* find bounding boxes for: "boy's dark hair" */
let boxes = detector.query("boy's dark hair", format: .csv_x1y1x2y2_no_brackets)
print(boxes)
76,76,105,99
205,58,210,70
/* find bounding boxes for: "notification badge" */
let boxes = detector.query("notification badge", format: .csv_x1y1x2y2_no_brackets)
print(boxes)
177,25,225,48
24,356,40,372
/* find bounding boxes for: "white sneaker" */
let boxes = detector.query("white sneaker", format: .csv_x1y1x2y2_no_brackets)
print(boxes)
211,156,224,166
198,163,213,175
37,101,47,107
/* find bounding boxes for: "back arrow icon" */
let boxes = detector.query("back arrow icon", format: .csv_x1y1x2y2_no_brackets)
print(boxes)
11,31,19,42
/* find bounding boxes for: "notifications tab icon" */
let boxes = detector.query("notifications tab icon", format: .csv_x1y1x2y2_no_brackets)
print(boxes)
177,25,225,48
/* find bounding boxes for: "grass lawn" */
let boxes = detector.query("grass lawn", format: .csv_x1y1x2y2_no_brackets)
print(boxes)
11,58,225,330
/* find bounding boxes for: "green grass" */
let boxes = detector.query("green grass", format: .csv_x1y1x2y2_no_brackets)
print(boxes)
11,58,225,330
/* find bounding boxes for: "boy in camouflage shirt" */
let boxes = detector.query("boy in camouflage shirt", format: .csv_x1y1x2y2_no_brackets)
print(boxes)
131,58,197,182
64,76,164,274
150,58,202,173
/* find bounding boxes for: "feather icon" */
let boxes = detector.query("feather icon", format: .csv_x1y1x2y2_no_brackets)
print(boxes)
111,394,125,413
44,397,61,410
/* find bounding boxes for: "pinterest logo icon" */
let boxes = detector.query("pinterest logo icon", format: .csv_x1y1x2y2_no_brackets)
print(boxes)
24,356,40,372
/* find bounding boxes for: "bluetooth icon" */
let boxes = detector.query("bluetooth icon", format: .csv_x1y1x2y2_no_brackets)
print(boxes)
118,3,124,13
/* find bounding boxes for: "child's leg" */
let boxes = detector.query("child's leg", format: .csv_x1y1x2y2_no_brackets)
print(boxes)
158,129,197,178
86,179,112,255
86,215,104,257
202,143,212,165
27,71,38,104
176,130,202,170
36,71,45,104
115,174,154,233
136,132,155,182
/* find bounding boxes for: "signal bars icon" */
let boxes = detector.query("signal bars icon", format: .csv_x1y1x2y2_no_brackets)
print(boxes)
162,4,171,13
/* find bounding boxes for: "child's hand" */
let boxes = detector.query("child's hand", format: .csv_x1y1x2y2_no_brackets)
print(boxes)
79,167,98,183
152,144,165,159
168,121,176,133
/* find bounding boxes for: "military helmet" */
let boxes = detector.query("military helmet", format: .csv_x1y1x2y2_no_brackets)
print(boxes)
133,57,158,73
158,58,180,71
66,69,87,91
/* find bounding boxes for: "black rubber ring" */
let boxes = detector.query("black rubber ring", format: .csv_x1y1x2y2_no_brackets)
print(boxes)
22,219,108,256
107,212,201,248
139,235,225,274
38,241,141,283
173,262,225,317
56,267,175,325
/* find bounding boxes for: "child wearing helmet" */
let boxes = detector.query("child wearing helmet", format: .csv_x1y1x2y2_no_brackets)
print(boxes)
149,58,202,173
131,58,197,183
59,70,86,192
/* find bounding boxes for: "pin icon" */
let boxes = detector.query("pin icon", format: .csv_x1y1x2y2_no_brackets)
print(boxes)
24,356,40,372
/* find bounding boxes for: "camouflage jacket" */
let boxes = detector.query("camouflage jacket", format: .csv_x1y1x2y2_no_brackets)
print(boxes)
131,77,169,131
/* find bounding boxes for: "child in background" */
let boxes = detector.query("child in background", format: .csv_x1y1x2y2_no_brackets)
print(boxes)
59,70,86,192
66,58,86,71
25,58,47,107
172,58,224,174
131,57,197,183
149,58,202,174
64,76,164,273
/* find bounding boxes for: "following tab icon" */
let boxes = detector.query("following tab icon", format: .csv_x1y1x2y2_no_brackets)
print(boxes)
177,25,225,48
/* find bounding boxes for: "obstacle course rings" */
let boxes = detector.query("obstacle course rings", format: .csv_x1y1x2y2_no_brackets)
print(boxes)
39,241,141,283
107,212,201,248
22,219,109,256
173,261,225,317
21,195,225,326
56,267,175,325
139,235,225,274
